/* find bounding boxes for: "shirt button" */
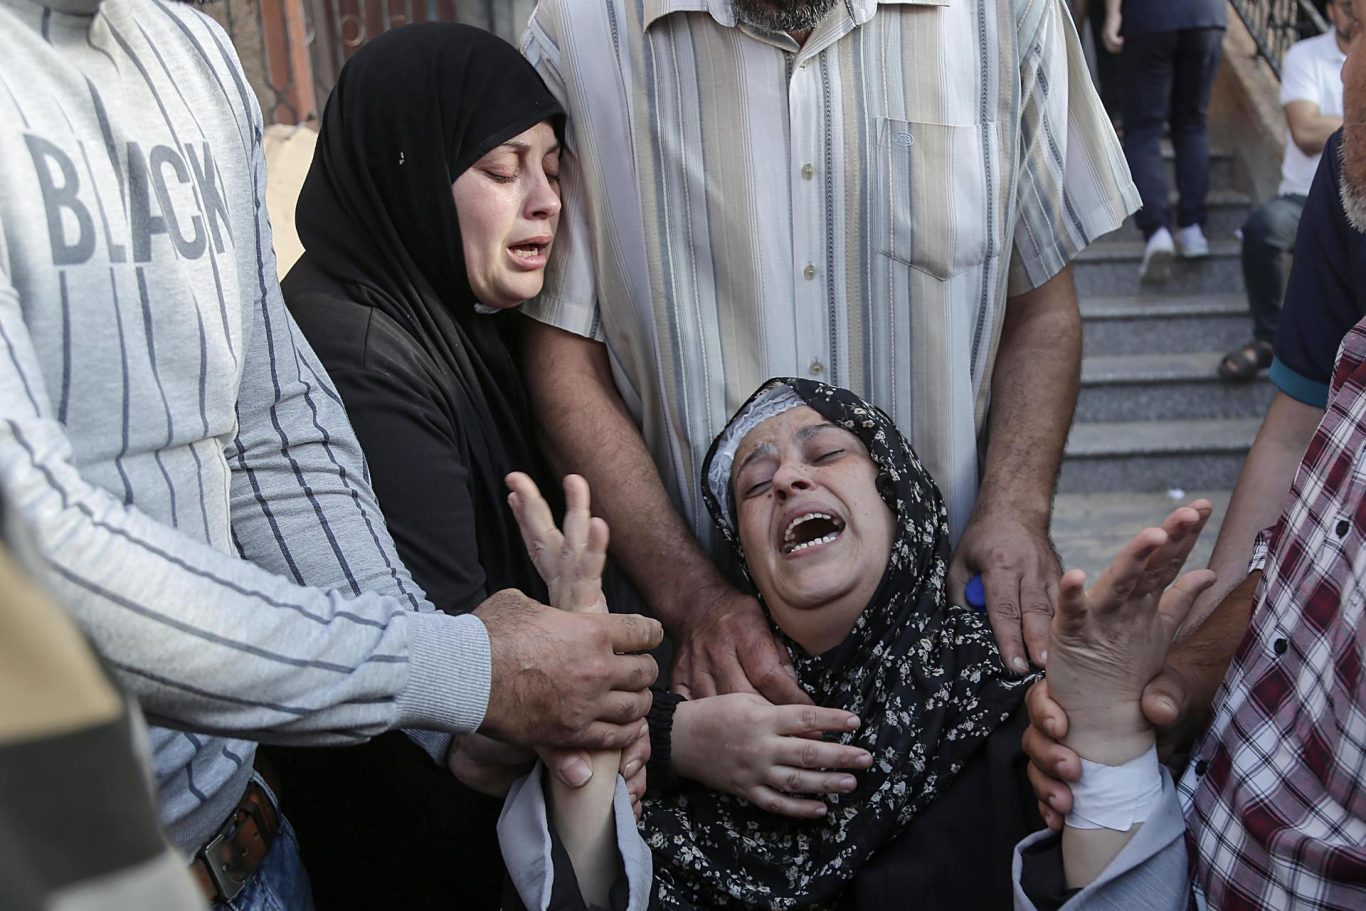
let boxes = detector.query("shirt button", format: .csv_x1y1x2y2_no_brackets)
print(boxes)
1336,519,1351,537
1194,759,1209,777
801,162,815,180
1273,637,1289,655
803,263,817,280
809,358,825,376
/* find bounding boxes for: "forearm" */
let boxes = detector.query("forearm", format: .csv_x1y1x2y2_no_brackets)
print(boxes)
1289,115,1344,157
977,267,1081,525
1163,571,1260,747
523,321,728,633
547,750,623,909
1191,393,1320,627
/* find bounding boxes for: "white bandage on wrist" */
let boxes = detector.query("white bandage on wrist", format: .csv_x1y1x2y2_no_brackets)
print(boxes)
1065,745,1163,831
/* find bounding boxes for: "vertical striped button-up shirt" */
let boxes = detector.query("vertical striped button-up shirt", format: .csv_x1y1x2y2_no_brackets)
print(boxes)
523,0,1137,551
1178,317,1366,910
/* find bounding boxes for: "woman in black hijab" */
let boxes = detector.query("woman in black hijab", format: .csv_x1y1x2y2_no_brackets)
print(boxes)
266,22,569,910
502,378,1044,910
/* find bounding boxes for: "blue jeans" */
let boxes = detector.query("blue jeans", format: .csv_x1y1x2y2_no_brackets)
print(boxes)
1240,193,1307,342
211,779,315,911
1121,27,1224,238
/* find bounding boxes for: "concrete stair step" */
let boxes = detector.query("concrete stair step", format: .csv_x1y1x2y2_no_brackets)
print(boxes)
1073,239,1242,296
1100,189,1251,242
1059,417,1261,492
1077,352,1275,420
1052,488,1233,580
1081,293,1254,356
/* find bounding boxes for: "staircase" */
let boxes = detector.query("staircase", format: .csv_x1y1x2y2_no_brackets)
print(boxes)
1053,145,1269,575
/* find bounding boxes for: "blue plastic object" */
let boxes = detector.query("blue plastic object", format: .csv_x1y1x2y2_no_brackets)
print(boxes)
965,575,986,613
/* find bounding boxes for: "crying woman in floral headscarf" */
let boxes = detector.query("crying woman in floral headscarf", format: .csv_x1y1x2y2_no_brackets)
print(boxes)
502,378,1044,911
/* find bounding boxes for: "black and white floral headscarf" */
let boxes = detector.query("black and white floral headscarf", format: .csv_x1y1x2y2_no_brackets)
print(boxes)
640,378,1032,909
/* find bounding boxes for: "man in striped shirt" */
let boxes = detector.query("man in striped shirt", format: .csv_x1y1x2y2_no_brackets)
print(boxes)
521,0,1138,707
0,0,660,905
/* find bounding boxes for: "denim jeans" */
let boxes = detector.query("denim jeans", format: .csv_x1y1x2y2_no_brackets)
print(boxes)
1240,193,1307,342
211,778,316,911
1121,27,1224,238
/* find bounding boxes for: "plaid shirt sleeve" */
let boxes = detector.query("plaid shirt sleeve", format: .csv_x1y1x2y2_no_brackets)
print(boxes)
1178,318,1366,909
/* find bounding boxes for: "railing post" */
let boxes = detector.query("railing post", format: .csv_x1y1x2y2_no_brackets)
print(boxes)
259,0,319,124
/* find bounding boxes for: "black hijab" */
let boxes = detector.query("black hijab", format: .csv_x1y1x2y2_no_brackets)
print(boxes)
639,379,1032,909
289,22,563,601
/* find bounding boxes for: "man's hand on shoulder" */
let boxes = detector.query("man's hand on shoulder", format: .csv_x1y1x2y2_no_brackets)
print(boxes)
669,585,813,706
949,506,1060,674
473,589,662,749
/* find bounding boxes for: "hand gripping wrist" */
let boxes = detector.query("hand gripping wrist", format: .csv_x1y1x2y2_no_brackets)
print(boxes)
1065,745,1163,831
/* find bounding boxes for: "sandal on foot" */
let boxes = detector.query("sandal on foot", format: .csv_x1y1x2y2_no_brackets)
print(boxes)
1217,339,1273,382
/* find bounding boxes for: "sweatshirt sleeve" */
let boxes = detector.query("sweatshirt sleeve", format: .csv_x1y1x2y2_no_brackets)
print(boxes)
1012,768,1189,911
0,128,490,745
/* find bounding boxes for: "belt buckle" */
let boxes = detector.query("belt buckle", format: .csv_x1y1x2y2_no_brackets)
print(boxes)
199,825,249,903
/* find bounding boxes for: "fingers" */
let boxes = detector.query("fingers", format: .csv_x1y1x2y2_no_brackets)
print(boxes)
1024,677,1070,742
557,475,608,614
766,766,860,797
1018,561,1056,668
1089,526,1168,613
745,643,814,706
581,720,654,751
1052,569,1089,638
747,785,829,819
772,704,861,737
1156,568,1217,641
1026,761,1072,831
981,568,1029,675
946,552,970,610
620,724,651,780
594,684,654,726
606,652,660,693
506,472,562,584
772,735,874,772
601,613,665,654
1021,722,1081,784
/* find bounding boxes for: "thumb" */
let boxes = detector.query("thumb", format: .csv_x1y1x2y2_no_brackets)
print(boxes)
546,749,594,788
1141,667,1190,729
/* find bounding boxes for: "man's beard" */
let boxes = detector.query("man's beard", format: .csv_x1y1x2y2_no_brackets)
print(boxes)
1340,127,1366,232
731,0,840,32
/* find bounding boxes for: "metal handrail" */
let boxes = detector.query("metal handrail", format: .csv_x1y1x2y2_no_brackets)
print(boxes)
1228,0,1330,78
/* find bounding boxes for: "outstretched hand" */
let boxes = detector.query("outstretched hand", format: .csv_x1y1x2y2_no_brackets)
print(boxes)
475,476,659,751
507,471,609,615
1023,501,1216,828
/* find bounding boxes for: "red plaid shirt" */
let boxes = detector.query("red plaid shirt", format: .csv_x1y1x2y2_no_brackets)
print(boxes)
1180,319,1366,909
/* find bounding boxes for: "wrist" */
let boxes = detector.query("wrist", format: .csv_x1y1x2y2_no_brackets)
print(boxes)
1065,722,1155,768
666,698,700,782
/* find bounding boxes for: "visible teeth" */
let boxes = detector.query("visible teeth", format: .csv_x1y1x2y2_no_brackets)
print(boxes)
788,532,838,553
511,245,540,258
784,512,833,543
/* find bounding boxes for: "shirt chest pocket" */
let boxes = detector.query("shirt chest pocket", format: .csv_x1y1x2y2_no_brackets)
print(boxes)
876,118,1006,281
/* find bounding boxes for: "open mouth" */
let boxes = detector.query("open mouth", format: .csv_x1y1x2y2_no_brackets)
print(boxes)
781,512,845,555
509,241,547,260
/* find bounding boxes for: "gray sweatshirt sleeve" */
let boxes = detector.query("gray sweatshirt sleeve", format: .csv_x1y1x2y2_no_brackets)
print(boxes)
1013,767,1189,911
0,167,491,744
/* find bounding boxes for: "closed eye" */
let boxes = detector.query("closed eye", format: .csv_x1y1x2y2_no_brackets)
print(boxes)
813,449,845,464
